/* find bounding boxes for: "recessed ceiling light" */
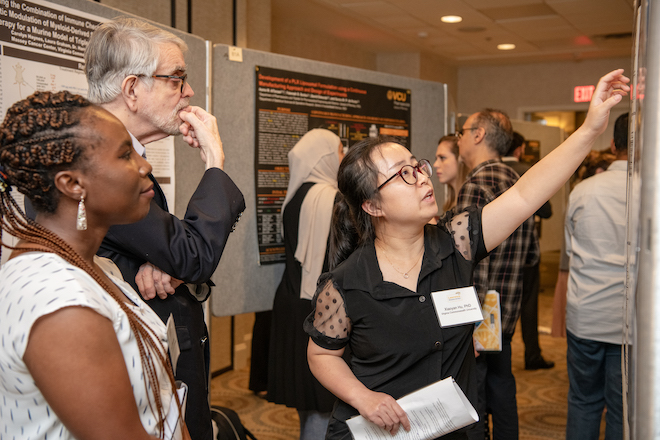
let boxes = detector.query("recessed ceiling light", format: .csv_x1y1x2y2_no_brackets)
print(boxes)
497,43,516,50
441,15,463,24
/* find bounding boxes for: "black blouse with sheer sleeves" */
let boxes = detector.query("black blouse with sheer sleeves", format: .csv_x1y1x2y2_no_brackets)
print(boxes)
303,206,488,436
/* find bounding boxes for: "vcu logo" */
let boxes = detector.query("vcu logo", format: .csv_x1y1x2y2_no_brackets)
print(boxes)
387,90,408,102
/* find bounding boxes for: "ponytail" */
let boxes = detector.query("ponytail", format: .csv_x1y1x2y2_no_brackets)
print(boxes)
328,192,358,269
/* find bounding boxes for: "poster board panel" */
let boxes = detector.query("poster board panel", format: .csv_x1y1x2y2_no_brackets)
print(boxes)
211,45,446,316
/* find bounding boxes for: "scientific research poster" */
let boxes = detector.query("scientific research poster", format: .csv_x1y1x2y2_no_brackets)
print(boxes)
254,65,411,264
0,0,103,119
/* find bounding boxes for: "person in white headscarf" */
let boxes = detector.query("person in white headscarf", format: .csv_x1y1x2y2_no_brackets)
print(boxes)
266,128,344,439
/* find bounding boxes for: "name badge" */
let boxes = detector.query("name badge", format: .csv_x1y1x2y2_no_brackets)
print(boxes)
431,286,484,328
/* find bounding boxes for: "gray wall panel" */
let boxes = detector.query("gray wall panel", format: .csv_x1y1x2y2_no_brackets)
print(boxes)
211,44,446,316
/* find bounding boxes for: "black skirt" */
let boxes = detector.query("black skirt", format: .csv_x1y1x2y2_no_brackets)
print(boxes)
266,182,337,412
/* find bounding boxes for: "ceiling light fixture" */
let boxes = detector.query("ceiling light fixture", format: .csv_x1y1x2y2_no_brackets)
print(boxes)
441,15,463,24
497,43,516,50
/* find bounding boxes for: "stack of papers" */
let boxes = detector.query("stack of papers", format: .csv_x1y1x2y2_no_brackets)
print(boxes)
346,377,478,440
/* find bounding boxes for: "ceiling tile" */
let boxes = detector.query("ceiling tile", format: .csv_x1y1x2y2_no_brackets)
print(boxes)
579,22,634,36
479,3,557,21
340,1,405,18
471,38,539,53
372,15,429,29
550,0,633,21
497,15,575,36
384,0,479,23
463,0,544,7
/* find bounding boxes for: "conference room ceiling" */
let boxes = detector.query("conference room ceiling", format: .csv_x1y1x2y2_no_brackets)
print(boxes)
274,0,635,66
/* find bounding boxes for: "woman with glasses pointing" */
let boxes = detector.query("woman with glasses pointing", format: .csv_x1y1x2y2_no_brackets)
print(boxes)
304,69,629,439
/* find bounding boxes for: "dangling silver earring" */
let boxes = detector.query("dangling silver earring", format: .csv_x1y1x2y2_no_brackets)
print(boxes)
76,195,87,231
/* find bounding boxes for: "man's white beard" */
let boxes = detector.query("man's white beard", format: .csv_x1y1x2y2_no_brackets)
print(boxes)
146,98,190,136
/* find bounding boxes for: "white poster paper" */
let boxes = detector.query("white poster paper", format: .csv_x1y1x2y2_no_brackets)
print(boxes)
145,137,176,213
346,377,478,440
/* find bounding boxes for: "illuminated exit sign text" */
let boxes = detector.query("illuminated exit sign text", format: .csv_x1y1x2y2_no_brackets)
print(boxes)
574,85,595,103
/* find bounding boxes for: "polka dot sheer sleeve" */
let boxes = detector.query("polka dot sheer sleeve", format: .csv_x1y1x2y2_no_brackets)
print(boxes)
304,273,352,349
446,210,474,261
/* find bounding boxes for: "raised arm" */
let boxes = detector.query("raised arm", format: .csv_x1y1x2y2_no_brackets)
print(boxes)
482,69,629,252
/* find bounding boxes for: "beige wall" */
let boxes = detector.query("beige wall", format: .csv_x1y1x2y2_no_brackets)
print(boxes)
374,52,458,109
271,15,376,71
420,53,458,112
457,57,631,119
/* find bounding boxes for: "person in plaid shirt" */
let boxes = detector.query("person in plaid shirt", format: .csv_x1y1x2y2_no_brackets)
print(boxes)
455,109,535,440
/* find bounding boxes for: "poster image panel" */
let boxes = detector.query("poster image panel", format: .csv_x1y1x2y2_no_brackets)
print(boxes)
0,0,104,119
254,65,411,264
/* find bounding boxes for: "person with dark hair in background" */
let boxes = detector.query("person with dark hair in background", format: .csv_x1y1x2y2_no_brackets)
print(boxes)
84,17,245,440
502,132,554,370
564,112,629,440
267,128,345,439
303,70,628,440
434,134,470,212
0,91,190,440
573,149,617,188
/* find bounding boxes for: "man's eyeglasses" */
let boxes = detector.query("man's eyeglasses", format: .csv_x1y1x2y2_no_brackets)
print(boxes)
457,127,478,138
377,159,433,191
151,73,188,93
133,73,188,93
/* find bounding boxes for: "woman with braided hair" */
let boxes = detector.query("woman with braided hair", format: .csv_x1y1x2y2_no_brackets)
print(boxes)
0,91,190,440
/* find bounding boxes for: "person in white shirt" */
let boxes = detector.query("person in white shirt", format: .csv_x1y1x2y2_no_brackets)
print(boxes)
564,112,629,440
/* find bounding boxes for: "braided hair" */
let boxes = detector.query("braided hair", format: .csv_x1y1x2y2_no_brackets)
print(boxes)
0,91,178,437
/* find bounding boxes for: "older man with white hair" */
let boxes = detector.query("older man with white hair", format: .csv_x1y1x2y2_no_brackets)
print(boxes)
86,17,245,440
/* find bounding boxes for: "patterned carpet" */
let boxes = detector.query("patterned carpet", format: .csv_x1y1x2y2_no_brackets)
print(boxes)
210,251,577,439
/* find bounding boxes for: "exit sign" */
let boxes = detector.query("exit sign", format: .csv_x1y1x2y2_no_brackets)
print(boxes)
574,85,595,103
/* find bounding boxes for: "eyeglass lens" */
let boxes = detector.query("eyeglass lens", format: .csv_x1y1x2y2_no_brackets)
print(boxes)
401,160,432,184
152,74,187,93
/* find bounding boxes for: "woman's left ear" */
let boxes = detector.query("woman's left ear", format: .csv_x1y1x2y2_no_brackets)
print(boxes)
361,199,382,218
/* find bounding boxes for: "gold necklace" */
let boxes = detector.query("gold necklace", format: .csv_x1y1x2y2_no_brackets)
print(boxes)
376,241,424,279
